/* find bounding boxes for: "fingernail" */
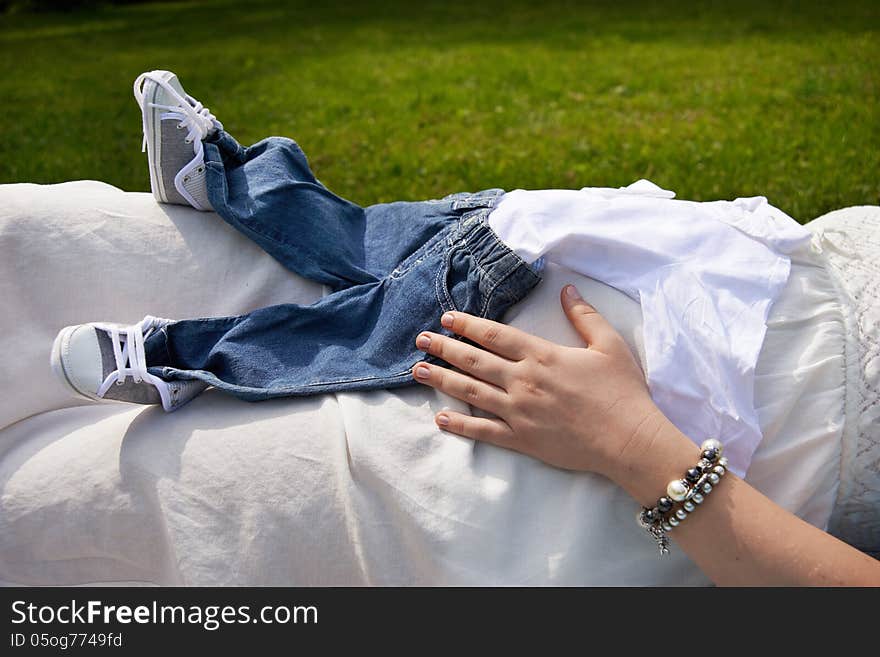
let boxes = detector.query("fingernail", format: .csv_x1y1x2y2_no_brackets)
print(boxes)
416,334,431,350
441,313,454,328
415,365,431,379
436,413,450,426
565,284,582,300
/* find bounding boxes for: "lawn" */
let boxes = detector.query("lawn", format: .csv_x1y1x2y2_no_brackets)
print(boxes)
0,0,877,222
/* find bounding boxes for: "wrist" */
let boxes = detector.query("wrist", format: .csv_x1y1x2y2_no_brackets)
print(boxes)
605,408,702,508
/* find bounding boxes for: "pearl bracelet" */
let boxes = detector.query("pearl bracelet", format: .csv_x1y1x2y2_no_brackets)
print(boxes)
637,439,729,555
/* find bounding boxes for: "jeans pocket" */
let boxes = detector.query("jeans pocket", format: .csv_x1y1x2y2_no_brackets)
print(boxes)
435,244,459,313
435,242,488,316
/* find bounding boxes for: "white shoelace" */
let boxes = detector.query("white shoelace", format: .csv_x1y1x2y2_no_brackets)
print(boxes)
95,316,170,396
133,71,220,160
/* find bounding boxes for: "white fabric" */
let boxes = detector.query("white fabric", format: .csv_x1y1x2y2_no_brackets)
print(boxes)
808,207,880,554
489,181,812,477
0,181,855,585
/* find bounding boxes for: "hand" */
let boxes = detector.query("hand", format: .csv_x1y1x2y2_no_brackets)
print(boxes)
411,284,667,481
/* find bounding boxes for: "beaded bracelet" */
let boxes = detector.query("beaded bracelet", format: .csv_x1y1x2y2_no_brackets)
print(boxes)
637,438,729,555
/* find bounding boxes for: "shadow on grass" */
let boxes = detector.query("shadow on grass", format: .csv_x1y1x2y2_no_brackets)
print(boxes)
2,0,878,49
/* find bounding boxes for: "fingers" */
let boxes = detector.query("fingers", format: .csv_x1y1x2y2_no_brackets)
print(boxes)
433,410,517,449
412,361,508,416
438,311,532,361
560,284,618,348
415,331,513,388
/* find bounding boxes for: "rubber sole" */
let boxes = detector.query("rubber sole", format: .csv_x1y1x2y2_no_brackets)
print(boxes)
143,75,168,204
50,325,103,403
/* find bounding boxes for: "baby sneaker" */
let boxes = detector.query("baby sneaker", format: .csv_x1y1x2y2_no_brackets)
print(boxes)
133,70,222,211
50,315,208,412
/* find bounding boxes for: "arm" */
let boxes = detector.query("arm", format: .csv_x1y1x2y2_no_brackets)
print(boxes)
614,411,879,586
410,284,880,586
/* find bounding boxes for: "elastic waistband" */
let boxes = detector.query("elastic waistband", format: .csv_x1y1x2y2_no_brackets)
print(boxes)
452,201,544,303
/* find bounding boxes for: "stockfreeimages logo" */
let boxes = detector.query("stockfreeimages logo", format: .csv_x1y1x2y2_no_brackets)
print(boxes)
11,600,317,632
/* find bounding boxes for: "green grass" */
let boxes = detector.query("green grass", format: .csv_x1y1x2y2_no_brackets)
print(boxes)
1,0,878,221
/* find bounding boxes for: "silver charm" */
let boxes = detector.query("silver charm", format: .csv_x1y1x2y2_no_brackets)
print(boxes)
657,533,670,556
648,525,670,556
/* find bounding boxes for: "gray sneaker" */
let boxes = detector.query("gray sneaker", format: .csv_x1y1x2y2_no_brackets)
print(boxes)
133,70,222,211
50,315,208,412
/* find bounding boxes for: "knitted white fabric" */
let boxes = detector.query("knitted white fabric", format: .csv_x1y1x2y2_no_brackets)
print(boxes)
807,206,880,555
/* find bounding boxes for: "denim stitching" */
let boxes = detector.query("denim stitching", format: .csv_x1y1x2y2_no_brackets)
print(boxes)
477,249,528,318
282,352,448,389
460,226,501,284
390,231,450,279
299,370,412,388
436,204,540,316
434,235,518,320
478,257,538,318
453,209,504,286
467,217,543,303
435,245,457,312
164,367,415,392
480,217,540,276
479,268,507,318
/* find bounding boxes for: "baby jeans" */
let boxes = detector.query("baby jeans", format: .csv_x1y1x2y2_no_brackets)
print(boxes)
143,130,544,403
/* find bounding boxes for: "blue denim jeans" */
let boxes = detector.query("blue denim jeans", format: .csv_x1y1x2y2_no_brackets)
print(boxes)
143,130,544,402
